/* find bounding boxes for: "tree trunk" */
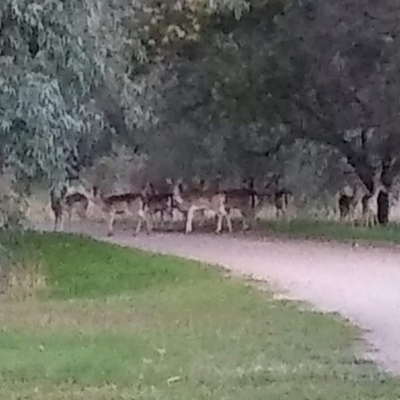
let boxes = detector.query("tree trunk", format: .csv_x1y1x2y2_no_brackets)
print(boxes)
377,191,389,225
378,157,394,226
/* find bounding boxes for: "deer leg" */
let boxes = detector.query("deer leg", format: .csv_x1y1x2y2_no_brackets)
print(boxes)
185,206,197,234
216,205,228,234
107,210,116,237
145,209,152,235
134,207,149,235
241,211,250,231
371,213,378,228
53,210,60,231
222,209,233,234
67,207,72,227
59,210,64,232
159,210,165,228
167,209,174,229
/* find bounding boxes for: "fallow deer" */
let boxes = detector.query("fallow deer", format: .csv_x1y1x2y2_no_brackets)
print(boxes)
50,186,89,231
141,181,174,230
274,189,293,220
338,185,363,225
223,179,259,231
172,179,228,234
91,186,150,237
361,183,387,228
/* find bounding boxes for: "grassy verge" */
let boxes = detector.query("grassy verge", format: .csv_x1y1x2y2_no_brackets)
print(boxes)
0,231,399,399
260,219,400,245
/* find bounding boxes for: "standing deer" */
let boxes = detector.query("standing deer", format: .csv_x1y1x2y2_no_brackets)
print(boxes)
50,185,89,231
338,186,364,225
91,186,150,237
222,178,259,231
361,183,387,228
141,181,174,230
274,189,293,220
171,179,228,234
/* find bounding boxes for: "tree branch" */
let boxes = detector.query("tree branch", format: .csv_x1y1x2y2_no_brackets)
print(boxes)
243,135,295,158
283,95,375,190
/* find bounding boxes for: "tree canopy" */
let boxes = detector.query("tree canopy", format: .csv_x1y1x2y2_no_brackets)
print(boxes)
2,0,400,222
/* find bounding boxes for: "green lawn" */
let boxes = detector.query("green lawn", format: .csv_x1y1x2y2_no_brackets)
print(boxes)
0,231,399,399
261,219,400,245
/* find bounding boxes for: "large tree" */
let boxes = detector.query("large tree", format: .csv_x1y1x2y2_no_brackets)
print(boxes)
0,0,109,185
277,0,400,223
165,0,400,222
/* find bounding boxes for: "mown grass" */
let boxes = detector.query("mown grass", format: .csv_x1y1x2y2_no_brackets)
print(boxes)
261,219,400,245
0,231,399,399
2,231,214,299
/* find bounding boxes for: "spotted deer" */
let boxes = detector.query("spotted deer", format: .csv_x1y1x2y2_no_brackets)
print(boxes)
172,179,228,234
91,186,150,237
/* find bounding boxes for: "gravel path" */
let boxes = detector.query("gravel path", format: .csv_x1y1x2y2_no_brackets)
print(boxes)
42,221,400,375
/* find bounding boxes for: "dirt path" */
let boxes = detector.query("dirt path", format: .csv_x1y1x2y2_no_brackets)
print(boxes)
41,221,400,376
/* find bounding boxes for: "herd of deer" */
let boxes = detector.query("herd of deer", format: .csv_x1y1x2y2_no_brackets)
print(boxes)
337,181,387,227
50,174,387,236
50,178,293,236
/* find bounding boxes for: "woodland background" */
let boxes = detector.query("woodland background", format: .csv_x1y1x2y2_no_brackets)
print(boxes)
2,0,400,225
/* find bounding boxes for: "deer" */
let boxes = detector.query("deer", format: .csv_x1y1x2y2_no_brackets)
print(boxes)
274,189,293,220
50,185,89,231
222,178,260,231
171,179,228,234
262,175,293,220
91,186,150,237
141,181,175,230
361,182,387,228
338,185,364,225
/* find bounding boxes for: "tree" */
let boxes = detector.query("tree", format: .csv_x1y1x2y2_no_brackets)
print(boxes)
165,0,400,223
0,0,111,186
276,0,400,223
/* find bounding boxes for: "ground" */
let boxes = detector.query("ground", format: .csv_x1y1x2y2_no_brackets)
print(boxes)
36,218,400,377
4,231,400,399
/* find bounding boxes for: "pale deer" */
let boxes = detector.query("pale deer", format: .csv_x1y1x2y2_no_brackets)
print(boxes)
172,179,228,234
50,186,89,231
91,186,150,237
361,183,387,228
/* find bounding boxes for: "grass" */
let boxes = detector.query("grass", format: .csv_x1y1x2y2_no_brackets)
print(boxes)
0,231,399,399
260,219,400,245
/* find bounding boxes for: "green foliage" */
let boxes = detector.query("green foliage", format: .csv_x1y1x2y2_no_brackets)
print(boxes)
0,0,105,183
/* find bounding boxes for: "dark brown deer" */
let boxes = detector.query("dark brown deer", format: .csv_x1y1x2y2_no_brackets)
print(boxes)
338,186,363,225
274,189,293,220
141,181,174,230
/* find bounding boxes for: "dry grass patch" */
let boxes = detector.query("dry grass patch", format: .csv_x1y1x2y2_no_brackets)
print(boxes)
0,261,46,302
